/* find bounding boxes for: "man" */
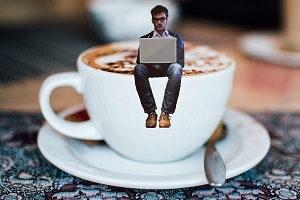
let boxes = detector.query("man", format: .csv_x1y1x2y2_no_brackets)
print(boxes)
134,5,184,128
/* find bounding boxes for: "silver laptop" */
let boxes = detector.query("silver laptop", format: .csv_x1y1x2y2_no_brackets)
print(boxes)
139,38,177,63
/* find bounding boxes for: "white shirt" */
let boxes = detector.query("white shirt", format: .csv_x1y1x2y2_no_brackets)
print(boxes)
152,29,170,38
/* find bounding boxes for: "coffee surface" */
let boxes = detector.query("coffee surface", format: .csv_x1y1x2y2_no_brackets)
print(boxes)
82,41,233,75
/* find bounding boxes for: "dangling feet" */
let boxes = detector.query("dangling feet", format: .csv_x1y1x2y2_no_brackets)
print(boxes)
159,112,171,128
146,112,157,128
145,111,171,128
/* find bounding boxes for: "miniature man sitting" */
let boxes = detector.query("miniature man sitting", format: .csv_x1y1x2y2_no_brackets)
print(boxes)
134,5,185,128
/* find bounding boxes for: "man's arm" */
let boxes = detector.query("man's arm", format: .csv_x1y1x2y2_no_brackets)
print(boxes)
175,34,185,68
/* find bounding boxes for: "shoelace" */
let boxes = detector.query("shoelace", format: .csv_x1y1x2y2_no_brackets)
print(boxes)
159,113,171,120
147,112,157,120
149,112,157,117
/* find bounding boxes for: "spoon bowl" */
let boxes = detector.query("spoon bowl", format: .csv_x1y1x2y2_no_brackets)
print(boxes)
204,121,228,186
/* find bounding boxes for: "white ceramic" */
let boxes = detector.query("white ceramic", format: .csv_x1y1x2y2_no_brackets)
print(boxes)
37,105,270,189
39,41,235,163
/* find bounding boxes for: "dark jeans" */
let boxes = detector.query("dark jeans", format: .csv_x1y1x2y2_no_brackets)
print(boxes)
134,63,182,114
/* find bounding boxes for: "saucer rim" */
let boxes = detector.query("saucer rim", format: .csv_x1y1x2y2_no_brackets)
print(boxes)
238,32,300,68
38,105,270,189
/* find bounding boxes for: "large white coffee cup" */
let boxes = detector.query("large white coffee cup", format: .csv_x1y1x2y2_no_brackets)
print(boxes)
39,41,235,163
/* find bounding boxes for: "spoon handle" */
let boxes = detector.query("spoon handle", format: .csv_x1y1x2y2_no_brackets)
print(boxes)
204,143,226,186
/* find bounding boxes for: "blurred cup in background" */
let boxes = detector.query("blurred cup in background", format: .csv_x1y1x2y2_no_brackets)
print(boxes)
88,0,180,42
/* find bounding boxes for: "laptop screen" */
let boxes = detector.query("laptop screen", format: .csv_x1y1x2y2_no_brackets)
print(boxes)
139,38,177,63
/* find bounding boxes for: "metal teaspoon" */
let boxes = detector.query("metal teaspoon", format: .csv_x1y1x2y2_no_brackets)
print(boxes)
204,121,227,186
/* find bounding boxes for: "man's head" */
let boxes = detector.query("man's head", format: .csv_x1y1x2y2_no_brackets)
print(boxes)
151,5,168,33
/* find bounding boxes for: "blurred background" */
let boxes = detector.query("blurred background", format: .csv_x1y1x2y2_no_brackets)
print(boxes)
0,0,299,113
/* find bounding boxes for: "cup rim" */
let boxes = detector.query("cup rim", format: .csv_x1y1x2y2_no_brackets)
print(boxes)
77,40,236,80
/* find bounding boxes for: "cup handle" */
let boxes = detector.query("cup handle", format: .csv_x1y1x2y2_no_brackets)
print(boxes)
39,72,103,140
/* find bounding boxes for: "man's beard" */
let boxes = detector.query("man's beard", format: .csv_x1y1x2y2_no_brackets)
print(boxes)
155,24,166,31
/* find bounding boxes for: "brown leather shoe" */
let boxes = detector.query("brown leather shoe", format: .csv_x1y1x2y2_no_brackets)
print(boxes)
159,112,171,128
146,112,157,128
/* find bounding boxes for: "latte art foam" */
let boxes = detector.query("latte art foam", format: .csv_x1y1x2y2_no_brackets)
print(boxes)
82,41,233,75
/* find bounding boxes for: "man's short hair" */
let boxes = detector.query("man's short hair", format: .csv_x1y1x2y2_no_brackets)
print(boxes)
151,5,168,18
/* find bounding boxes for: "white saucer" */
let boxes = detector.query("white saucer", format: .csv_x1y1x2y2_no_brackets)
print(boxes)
38,105,270,189
238,32,300,68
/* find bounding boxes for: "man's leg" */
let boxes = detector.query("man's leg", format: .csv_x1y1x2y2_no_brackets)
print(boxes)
159,63,182,128
134,64,158,128
161,63,183,114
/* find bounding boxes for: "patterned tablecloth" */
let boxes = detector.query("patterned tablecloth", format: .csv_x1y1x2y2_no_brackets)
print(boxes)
0,111,300,200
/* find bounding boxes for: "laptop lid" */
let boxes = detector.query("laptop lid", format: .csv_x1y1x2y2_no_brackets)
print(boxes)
139,38,177,63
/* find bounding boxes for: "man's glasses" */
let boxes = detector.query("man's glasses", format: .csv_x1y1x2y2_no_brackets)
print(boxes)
152,17,167,22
